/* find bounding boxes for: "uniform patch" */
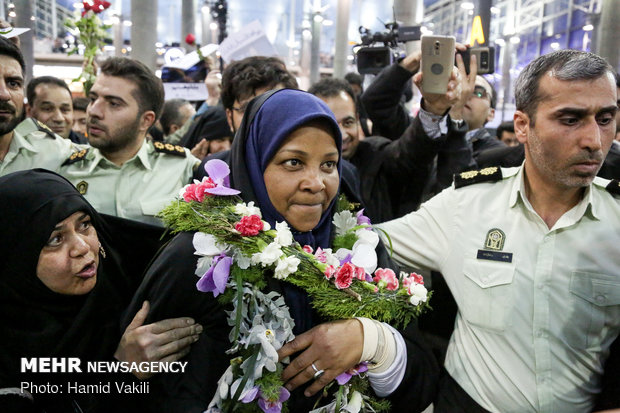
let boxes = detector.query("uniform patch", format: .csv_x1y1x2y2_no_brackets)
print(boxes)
477,227,513,263
34,119,57,139
62,148,89,166
454,166,502,188
76,181,88,195
606,179,620,198
153,141,187,157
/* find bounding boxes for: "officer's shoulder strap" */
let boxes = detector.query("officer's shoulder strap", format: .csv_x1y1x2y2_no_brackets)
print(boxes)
454,166,503,189
152,141,187,157
62,148,89,166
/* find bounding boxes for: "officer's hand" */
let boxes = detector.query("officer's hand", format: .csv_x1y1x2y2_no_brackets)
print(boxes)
190,139,210,160
114,301,202,380
277,319,363,397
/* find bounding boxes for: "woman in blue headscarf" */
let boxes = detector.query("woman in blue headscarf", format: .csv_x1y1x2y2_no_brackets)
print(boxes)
125,89,438,412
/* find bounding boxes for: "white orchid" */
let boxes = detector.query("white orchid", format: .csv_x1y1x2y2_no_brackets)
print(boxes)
408,283,428,306
193,232,227,276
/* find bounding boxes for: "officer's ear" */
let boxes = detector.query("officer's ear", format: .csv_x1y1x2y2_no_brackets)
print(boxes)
139,110,156,132
513,110,530,144
25,103,33,117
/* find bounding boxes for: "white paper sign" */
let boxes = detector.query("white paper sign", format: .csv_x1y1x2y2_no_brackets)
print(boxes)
0,27,30,39
163,83,208,101
165,44,220,70
219,20,278,63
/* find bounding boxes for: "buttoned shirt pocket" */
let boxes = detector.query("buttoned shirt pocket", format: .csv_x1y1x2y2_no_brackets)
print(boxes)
140,197,171,217
568,271,620,349
461,258,516,332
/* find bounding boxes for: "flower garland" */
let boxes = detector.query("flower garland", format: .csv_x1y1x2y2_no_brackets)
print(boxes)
65,0,112,95
159,159,431,413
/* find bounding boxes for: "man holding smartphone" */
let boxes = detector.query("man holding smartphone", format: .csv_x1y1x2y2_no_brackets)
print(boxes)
377,49,619,412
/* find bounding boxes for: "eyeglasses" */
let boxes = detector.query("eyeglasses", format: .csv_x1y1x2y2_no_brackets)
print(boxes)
472,85,490,100
231,101,250,114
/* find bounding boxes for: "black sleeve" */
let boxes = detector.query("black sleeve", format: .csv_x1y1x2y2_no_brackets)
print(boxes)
594,334,620,410
121,232,230,413
434,118,476,191
360,63,415,140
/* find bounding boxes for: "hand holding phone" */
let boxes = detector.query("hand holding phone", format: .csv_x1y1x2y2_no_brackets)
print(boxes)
456,46,495,75
420,35,456,94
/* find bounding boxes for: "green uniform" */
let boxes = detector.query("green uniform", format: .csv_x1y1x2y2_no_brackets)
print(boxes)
0,118,81,176
60,140,200,226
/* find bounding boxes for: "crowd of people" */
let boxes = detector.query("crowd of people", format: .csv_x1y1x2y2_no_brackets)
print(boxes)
0,26,619,413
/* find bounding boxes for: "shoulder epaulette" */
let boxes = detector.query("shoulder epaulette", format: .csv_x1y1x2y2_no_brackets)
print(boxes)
62,148,89,166
153,141,186,157
33,119,57,139
606,179,620,198
454,166,503,189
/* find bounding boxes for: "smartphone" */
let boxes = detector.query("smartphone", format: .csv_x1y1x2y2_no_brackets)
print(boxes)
456,46,495,75
421,35,456,94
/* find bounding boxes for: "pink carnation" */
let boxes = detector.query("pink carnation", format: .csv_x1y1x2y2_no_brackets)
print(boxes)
354,266,366,281
314,247,328,263
182,178,217,203
402,272,424,288
303,245,314,254
335,263,354,289
235,215,263,236
373,268,399,290
324,265,336,280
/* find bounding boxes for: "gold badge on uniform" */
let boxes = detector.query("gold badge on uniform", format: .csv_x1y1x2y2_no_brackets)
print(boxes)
477,228,512,263
76,181,88,195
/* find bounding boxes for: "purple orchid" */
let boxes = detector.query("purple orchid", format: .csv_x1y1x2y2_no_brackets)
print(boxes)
335,362,368,385
257,387,290,413
240,386,290,413
356,209,372,228
204,159,240,196
196,253,232,296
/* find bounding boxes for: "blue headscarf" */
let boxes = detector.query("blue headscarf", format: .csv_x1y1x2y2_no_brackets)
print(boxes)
230,88,342,250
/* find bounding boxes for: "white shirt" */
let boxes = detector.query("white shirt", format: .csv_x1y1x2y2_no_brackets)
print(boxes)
377,166,620,413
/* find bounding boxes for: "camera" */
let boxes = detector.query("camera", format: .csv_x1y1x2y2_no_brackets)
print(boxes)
355,22,421,75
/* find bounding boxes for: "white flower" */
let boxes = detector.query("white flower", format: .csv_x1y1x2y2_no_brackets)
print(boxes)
274,255,301,280
350,242,377,275
251,242,283,267
274,221,293,246
333,210,357,235
344,391,363,413
234,201,262,217
262,221,271,231
232,248,251,269
354,228,379,249
408,284,428,306
193,232,226,276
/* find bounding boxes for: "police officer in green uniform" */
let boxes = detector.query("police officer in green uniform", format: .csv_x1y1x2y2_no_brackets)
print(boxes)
0,38,79,175
60,57,200,226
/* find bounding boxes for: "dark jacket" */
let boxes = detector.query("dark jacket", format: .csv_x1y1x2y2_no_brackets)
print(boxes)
350,114,474,223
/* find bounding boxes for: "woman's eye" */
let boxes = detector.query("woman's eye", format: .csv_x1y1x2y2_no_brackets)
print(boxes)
79,219,92,231
46,234,62,247
283,159,301,167
322,161,337,170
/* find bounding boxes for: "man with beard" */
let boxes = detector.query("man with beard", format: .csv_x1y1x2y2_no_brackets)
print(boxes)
0,38,78,175
60,57,200,226
377,49,619,412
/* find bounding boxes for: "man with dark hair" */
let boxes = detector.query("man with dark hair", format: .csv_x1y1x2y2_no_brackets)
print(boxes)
495,120,518,147
26,76,86,144
160,98,196,136
0,37,80,176
309,75,473,223
60,57,200,225
72,96,89,136
220,56,298,133
361,53,505,158
378,49,619,412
